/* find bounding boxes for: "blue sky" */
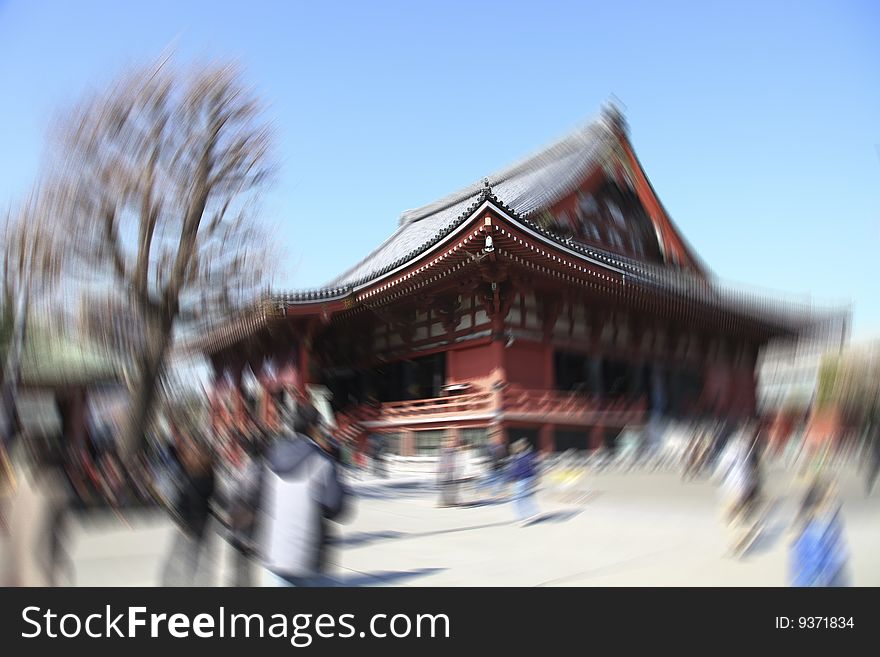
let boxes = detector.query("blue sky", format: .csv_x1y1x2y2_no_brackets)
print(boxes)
1,0,878,337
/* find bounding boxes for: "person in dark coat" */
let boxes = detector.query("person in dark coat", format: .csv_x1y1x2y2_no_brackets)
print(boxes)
160,438,216,586
369,434,387,478
480,431,508,500
223,433,263,586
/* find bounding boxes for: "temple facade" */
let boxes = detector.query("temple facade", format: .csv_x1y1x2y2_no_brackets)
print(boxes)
191,106,817,455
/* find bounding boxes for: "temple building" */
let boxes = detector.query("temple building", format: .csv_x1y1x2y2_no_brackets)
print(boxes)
190,106,824,455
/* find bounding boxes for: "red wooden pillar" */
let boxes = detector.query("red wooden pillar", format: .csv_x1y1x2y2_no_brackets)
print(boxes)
539,423,555,454
297,339,310,398
208,387,219,434
402,430,415,457
296,319,320,401
66,387,88,448
490,339,506,387
265,383,279,431
590,424,605,450
256,361,271,430
230,365,246,432
493,422,509,448
274,344,300,418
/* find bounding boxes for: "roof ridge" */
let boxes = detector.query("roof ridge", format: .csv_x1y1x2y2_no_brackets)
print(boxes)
324,107,621,290
398,115,612,227
322,189,495,292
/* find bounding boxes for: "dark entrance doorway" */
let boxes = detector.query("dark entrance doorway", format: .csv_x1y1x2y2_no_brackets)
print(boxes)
554,429,588,452
506,427,539,451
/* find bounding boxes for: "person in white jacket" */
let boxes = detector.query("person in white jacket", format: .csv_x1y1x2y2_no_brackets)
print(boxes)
714,422,763,555
258,405,349,587
1,433,72,586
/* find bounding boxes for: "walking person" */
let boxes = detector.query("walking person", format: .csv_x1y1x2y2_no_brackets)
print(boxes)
436,436,460,507
480,431,508,501
370,434,387,479
715,422,763,556
258,404,349,587
789,476,850,586
223,433,263,587
160,438,217,586
509,438,540,525
2,432,73,586
338,436,355,477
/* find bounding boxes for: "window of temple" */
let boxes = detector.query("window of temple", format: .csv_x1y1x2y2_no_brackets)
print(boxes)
602,359,639,397
384,433,402,455
608,201,626,228
370,352,446,402
554,350,591,392
416,430,445,456
578,192,598,218
588,183,664,261
576,192,600,239
459,428,488,449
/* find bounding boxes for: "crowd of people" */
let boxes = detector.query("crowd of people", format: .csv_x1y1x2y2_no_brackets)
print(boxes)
435,433,542,524
2,404,873,587
0,402,353,587
705,419,853,585
156,403,351,587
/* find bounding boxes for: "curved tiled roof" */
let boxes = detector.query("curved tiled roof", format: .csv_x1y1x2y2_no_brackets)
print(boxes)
324,111,619,289
185,106,842,354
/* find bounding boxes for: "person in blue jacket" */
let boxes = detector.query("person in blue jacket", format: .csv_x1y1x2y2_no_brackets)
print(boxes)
789,477,849,587
509,438,540,525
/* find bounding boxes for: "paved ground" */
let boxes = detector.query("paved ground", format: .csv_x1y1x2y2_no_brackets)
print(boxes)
68,463,880,586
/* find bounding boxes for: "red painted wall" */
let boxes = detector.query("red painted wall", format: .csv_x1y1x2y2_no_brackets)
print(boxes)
504,340,552,388
447,342,498,384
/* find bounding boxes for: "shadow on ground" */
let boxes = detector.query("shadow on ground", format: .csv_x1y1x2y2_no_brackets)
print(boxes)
335,519,518,548
349,480,436,500
335,567,446,586
741,499,791,557
524,509,585,525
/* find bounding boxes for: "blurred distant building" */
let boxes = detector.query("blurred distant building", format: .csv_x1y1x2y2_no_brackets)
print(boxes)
184,106,834,455
758,313,849,410
757,313,850,451
13,323,124,448
803,336,880,449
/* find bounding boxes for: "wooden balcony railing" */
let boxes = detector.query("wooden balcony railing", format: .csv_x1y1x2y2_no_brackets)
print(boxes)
346,385,646,432
501,386,646,421
378,390,495,421
502,387,591,415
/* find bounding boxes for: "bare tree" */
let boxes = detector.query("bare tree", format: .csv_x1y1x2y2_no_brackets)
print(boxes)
48,57,274,451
